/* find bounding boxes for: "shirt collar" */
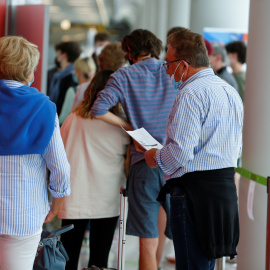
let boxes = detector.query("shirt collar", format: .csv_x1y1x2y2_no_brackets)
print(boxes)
136,57,156,66
1,80,24,89
179,68,215,90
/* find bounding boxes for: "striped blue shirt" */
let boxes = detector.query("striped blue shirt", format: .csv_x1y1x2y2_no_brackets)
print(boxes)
91,58,177,164
0,81,70,235
155,69,243,181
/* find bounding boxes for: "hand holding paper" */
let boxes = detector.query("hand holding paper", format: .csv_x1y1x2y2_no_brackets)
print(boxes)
121,127,163,151
133,139,146,153
145,148,159,168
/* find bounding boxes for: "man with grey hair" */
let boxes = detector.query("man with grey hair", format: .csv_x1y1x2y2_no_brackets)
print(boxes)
145,29,243,270
210,45,238,90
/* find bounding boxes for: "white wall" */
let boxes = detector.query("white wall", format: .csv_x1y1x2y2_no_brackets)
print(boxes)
190,0,250,34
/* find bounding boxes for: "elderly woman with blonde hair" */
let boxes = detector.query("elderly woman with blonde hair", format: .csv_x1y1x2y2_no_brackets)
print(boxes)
0,36,70,270
59,56,96,124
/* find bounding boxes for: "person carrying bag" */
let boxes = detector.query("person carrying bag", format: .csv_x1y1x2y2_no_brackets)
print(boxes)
33,224,74,270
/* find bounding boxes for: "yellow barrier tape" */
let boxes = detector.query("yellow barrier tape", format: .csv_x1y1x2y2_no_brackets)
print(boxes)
235,167,267,186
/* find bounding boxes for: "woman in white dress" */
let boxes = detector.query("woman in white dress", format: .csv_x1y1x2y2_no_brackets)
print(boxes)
59,69,130,269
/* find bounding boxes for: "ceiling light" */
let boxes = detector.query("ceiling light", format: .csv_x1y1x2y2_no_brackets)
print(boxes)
60,20,71,30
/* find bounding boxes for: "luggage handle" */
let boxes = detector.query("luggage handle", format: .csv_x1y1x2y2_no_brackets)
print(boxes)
120,186,128,197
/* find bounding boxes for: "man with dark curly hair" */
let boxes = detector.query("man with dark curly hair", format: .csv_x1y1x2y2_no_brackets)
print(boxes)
225,41,247,101
92,29,176,270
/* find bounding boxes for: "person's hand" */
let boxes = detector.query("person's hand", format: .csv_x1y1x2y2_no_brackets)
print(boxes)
133,139,146,153
44,207,57,223
145,148,158,168
44,197,65,223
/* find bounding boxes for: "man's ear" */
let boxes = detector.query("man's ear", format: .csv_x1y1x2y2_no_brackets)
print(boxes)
183,60,189,71
62,52,68,60
181,61,190,81
216,54,222,61
233,52,238,60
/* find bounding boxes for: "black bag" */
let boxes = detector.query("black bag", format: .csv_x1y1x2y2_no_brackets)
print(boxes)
33,224,74,270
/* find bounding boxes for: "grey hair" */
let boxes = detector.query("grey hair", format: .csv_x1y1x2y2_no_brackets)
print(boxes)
213,45,228,63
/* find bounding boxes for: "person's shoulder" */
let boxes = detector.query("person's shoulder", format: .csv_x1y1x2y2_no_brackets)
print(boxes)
61,73,73,82
119,58,164,73
66,85,76,95
109,64,139,83
59,74,77,89
140,58,164,70
61,112,77,130
80,81,90,88
218,67,230,77
66,111,77,121
181,72,221,97
219,69,237,81
115,64,136,75
234,71,246,80
31,86,56,106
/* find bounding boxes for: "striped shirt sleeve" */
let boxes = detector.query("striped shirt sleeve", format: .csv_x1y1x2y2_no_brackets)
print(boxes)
91,75,123,116
43,114,71,198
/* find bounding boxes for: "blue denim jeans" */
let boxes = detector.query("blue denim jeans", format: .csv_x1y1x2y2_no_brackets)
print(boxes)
170,186,216,270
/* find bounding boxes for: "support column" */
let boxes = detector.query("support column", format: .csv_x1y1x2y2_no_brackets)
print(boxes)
237,0,270,269
134,0,167,52
155,0,168,46
167,0,191,30
189,0,250,34
135,0,155,33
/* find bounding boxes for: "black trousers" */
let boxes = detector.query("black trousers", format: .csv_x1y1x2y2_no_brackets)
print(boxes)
61,216,119,269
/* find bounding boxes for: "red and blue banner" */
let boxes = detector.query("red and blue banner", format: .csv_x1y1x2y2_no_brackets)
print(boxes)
203,27,248,45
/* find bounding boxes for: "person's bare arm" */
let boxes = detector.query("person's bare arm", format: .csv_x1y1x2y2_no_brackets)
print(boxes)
94,111,133,130
124,144,131,177
44,197,65,223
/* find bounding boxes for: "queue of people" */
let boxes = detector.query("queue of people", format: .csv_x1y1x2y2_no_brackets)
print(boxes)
0,26,245,270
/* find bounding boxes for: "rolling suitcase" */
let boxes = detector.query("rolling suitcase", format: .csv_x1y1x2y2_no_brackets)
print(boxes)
83,186,128,270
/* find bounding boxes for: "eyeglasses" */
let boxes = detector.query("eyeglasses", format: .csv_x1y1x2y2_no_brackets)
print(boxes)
163,59,190,71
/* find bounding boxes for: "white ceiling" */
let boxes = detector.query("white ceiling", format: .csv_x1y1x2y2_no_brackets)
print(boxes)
43,0,113,25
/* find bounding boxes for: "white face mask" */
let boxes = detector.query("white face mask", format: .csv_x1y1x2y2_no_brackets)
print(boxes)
171,73,184,90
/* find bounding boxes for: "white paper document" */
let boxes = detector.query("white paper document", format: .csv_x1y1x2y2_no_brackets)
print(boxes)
121,127,163,151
